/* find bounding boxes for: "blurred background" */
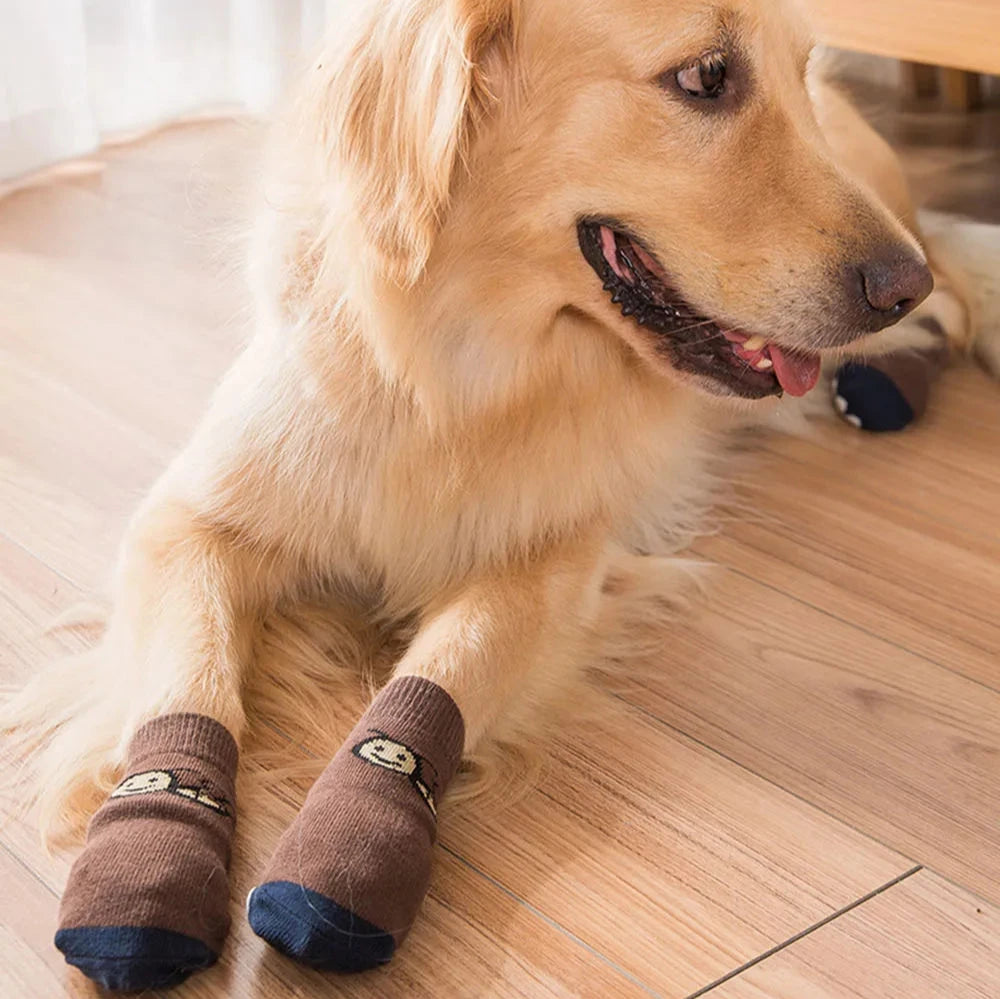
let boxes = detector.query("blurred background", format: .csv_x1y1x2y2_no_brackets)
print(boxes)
1,0,337,179
2,0,999,213
0,0,1000,221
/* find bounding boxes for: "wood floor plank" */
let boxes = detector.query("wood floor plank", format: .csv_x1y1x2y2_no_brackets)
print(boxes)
0,847,79,999
693,530,1000,692
0,537,90,676
767,374,1000,533
696,411,1000,697
707,871,1000,999
0,127,251,455
619,567,1000,906
0,249,235,449
724,445,1000,627
0,355,150,591
211,760,656,999
437,700,910,998
694,369,1000,697
0,128,249,336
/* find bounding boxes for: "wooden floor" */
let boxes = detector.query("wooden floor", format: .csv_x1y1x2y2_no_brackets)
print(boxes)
1,98,999,999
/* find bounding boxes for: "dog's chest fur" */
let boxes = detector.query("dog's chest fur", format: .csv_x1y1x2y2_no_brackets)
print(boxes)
167,317,716,615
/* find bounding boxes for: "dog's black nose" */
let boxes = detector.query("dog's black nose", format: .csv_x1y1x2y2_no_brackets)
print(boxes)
858,251,934,323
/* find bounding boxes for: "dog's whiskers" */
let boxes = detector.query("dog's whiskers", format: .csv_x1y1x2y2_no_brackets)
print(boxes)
663,318,718,337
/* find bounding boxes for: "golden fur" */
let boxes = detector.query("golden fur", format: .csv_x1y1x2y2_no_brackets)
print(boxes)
3,0,999,842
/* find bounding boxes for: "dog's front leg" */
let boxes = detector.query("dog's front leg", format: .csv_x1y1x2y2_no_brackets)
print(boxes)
54,498,289,991
247,536,606,972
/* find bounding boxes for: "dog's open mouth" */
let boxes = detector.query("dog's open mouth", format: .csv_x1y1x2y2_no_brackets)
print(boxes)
578,220,821,399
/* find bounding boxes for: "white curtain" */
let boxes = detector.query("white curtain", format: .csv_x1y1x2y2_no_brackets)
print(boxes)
0,0,338,180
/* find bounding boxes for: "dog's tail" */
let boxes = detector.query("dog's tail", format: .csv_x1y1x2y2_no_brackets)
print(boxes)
0,595,376,846
0,607,126,846
920,211,1000,375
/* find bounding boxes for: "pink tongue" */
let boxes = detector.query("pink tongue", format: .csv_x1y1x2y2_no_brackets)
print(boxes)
768,345,821,397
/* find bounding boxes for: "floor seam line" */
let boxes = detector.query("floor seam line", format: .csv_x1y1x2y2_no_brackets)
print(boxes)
757,440,1000,536
706,519,1000,635
442,846,666,999
613,692,922,871
687,548,1000,697
683,865,924,999
0,529,90,594
0,839,61,899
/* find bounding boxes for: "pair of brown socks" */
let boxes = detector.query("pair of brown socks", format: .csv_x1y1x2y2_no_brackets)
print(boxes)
55,676,464,990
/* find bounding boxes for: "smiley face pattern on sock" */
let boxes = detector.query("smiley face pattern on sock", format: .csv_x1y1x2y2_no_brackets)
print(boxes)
55,713,238,992
353,732,441,815
110,768,231,814
247,675,464,972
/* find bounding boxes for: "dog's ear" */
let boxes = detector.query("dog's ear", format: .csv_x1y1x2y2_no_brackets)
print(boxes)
308,0,516,287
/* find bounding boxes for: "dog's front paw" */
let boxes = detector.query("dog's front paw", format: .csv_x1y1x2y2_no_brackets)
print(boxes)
248,676,464,972
55,714,237,992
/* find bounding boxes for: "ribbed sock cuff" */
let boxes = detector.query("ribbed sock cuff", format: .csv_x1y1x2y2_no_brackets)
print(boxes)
375,676,465,789
128,713,239,776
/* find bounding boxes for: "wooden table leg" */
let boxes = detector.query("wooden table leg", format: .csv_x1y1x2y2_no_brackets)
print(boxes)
940,68,982,111
902,61,939,101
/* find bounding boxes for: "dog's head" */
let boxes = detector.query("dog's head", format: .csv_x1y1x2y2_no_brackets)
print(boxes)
307,0,931,406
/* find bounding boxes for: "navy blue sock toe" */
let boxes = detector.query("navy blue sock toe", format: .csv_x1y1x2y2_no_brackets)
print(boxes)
834,363,915,433
54,926,216,991
247,880,395,972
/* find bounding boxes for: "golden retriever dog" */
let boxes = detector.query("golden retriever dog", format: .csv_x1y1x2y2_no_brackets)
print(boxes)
4,0,998,987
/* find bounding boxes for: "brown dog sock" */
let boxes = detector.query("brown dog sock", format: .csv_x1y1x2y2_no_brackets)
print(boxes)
55,713,238,991
247,675,464,971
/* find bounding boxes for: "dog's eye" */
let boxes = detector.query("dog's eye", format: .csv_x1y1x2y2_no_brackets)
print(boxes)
674,54,727,99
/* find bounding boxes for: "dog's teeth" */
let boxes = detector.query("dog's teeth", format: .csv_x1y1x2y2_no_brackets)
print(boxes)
744,334,767,352
755,357,774,370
